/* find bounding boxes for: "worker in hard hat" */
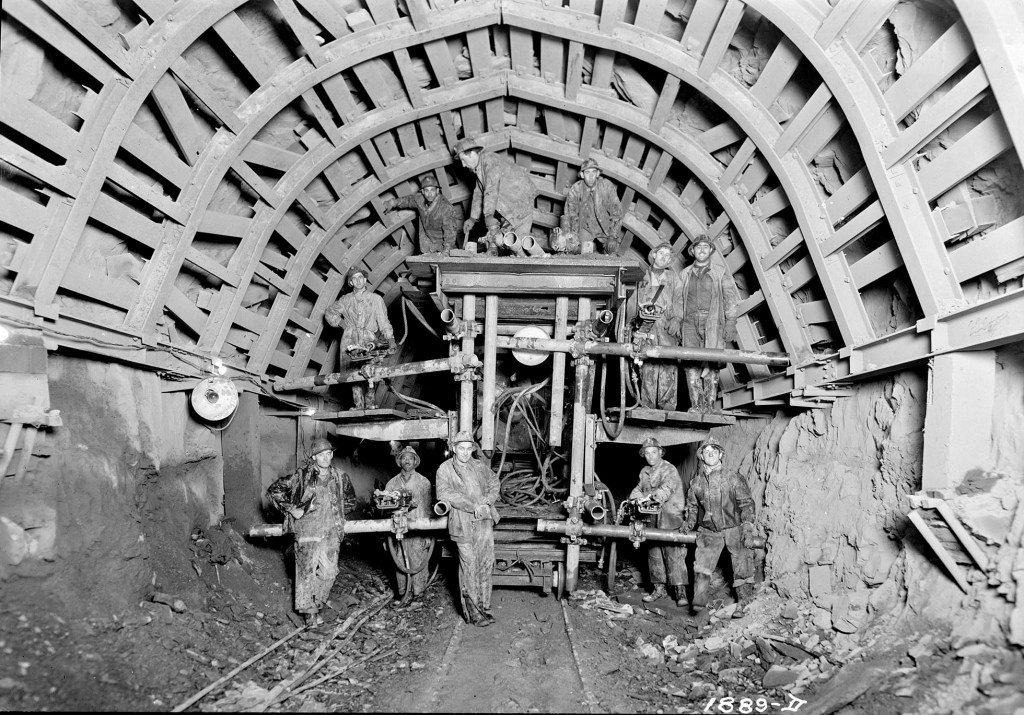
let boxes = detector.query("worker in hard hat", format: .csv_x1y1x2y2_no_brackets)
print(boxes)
560,157,624,254
453,137,537,255
324,267,396,410
266,437,357,627
384,445,435,607
435,431,500,626
628,241,686,410
673,234,740,412
382,174,461,255
684,436,757,618
629,437,689,607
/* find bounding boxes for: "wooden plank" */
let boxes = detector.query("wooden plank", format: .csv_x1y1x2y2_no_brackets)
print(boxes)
300,89,343,145
185,248,238,287
5,0,116,84
775,84,832,155
680,0,728,58
633,0,668,31
752,187,789,218
565,42,585,101
884,20,973,122
0,92,77,161
150,73,205,166
199,211,251,239
794,104,845,163
947,216,1024,282
590,50,616,91
91,192,161,249
844,0,899,51
849,239,903,288
121,123,192,189
819,201,885,256
579,116,600,155
169,58,244,134
598,0,627,34
275,0,328,66
798,300,835,325
509,27,536,75
751,36,801,107
699,121,744,153
601,126,624,158
320,75,361,125
825,167,874,223
105,163,188,224
783,256,815,291
466,28,493,78
422,39,459,87
230,159,283,209
539,34,565,85
908,510,969,593
241,140,302,172
295,0,351,41
213,11,274,85
738,156,771,199
882,65,989,169
698,0,745,81
918,113,1014,201
164,286,208,337
393,49,425,109
720,139,756,187
649,75,681,132
814,0,864,47
0,187,47,236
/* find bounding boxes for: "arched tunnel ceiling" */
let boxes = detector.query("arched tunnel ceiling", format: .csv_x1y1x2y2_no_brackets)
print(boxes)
1,0,1023,409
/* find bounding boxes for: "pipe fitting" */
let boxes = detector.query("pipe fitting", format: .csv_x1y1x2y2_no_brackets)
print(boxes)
521,234,548,257
434,501,451,516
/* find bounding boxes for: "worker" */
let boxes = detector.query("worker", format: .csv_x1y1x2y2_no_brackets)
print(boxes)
384,446,435,607
266,437,358,627
382,174,461,255
630,241,685,410
629,437,689,607
324,267,396,410
683,436,757,618
453,137,537,255
560,158,624,254
435,431,500,626
674,235,740,412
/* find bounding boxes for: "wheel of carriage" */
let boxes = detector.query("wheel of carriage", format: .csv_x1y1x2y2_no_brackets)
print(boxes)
553,561,567,601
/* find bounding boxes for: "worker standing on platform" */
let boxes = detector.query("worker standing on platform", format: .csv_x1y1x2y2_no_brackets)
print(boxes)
629,437,689,607
454,137,537,255
674,235,740,412
684,436,757,618
384,446,435,607
630,241,685,410
435,431,500,626
324,267,396,410
560,158,624,254
266,438,357,627
382,175,461,255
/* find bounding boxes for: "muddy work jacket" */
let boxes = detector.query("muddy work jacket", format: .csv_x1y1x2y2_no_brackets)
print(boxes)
389,194,460,253
683,466,754,533
324,290,394,350
435,457,500,543
629,459,687,529
267,464,356,539
468,152,537,230
560,177,623,243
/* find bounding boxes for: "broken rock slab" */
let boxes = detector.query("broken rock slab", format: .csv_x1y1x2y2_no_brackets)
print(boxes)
763,664,801,688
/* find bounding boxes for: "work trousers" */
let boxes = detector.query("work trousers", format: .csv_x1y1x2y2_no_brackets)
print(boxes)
294,530,341,613
640,360,678,411
398,534,433,596
648,543,688,587
695,526,753,586
454,520,495,621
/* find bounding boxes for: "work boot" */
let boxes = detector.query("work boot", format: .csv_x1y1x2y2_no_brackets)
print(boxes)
704,372,720,413
643,584,668,603
671,584,689,608
691,574,711,612
732,583,754,619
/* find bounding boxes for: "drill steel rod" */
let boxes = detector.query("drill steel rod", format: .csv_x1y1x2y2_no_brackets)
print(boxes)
250,517,449,538
272,355,481,391
495,336,791,367
537,519,697,543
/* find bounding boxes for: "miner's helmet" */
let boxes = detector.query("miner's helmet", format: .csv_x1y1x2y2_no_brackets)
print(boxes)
580,158,601,174
344,266,366,288
687,234,716,257
396,445,420,468
698,435,724,460
450,430,478,448
639,437,664,457
311,437,333,457
420,175,440,190
453,137,483,155
650,240,674,262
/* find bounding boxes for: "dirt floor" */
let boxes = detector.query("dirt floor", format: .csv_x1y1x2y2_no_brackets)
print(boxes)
2,523,1023,714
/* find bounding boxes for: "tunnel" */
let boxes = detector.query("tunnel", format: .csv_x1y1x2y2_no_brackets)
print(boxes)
1,0,1023,712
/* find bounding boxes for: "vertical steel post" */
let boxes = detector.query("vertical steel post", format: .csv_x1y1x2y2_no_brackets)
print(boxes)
459,295,476,433
481,295,498,452
564,297,593,594
549,296,569,446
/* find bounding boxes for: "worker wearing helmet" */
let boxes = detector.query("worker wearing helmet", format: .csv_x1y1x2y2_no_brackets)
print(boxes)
560,158,624,254
324,267,396,410
382,174,461,254
454,137,537,255
683,436,757,618
435,431,501,626
266,437,357,626
629,437,689,607
384,446,435,607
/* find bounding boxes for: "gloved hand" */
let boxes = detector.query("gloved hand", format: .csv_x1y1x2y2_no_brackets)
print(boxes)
387,338,397,352
741,523,756,549
289,507,306,520
666,317,682,339
473,504,490,519
463,217,477,236
382,198,396,213
725,320,737,344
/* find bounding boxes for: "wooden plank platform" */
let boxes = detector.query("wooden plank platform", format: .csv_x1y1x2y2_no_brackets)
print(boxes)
614,406,737,427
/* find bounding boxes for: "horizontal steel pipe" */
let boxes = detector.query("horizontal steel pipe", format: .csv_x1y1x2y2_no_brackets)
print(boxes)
273,354,481,391
249,516,449,539
495,336,790,367
537,519,697,543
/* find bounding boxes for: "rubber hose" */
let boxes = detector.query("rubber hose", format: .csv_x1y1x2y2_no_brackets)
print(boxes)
386,535,436,575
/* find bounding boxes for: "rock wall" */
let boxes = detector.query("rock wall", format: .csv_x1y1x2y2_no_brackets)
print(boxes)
702,343,1023,645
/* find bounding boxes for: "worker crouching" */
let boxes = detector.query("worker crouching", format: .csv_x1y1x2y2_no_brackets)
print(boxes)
435,431,501,626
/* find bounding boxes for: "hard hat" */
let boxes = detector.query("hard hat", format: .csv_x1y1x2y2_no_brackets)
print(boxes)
311,437,334,456
639,437,664,457
687,235,717,257
420,175,439,189
453,137,483,155
698,435,724,460
345,266,366,287
580,158,601,173
450,430,477,447
395,445,420,468
190,377,238,421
